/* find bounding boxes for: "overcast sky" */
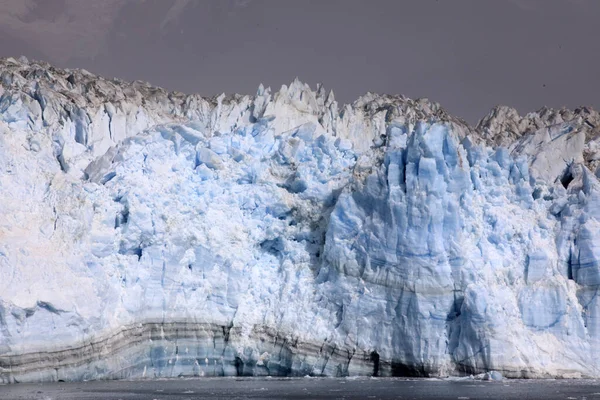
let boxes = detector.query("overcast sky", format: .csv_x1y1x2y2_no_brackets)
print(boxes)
0,0,598,124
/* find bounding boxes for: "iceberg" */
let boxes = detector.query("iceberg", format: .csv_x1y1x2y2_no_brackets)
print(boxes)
1,56,600,382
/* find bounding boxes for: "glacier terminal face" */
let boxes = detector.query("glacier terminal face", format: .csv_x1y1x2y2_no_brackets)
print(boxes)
1,56,600,382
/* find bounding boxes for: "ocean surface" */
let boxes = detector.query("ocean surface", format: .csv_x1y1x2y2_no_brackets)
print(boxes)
1,377,600,400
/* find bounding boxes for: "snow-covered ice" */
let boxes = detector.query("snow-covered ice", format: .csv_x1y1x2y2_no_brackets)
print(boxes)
1,56,600,382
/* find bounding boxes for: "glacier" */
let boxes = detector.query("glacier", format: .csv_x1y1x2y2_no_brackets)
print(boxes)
1,56,600,382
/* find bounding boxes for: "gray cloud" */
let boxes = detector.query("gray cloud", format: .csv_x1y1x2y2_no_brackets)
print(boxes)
0,0,127,62
159,0,193,30
0,0,598,124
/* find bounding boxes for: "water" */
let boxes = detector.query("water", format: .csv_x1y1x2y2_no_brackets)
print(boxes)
1,377,600,400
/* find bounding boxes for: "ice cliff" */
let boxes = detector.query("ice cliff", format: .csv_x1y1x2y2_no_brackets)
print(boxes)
1,56,600,382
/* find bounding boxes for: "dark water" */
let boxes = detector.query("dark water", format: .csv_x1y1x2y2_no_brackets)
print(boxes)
1,377,600,400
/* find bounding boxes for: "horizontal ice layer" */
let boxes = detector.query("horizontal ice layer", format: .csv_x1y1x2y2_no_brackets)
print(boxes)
1,57,600,382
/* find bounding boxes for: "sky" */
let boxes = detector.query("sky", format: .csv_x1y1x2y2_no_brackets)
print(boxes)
0,0,598,124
